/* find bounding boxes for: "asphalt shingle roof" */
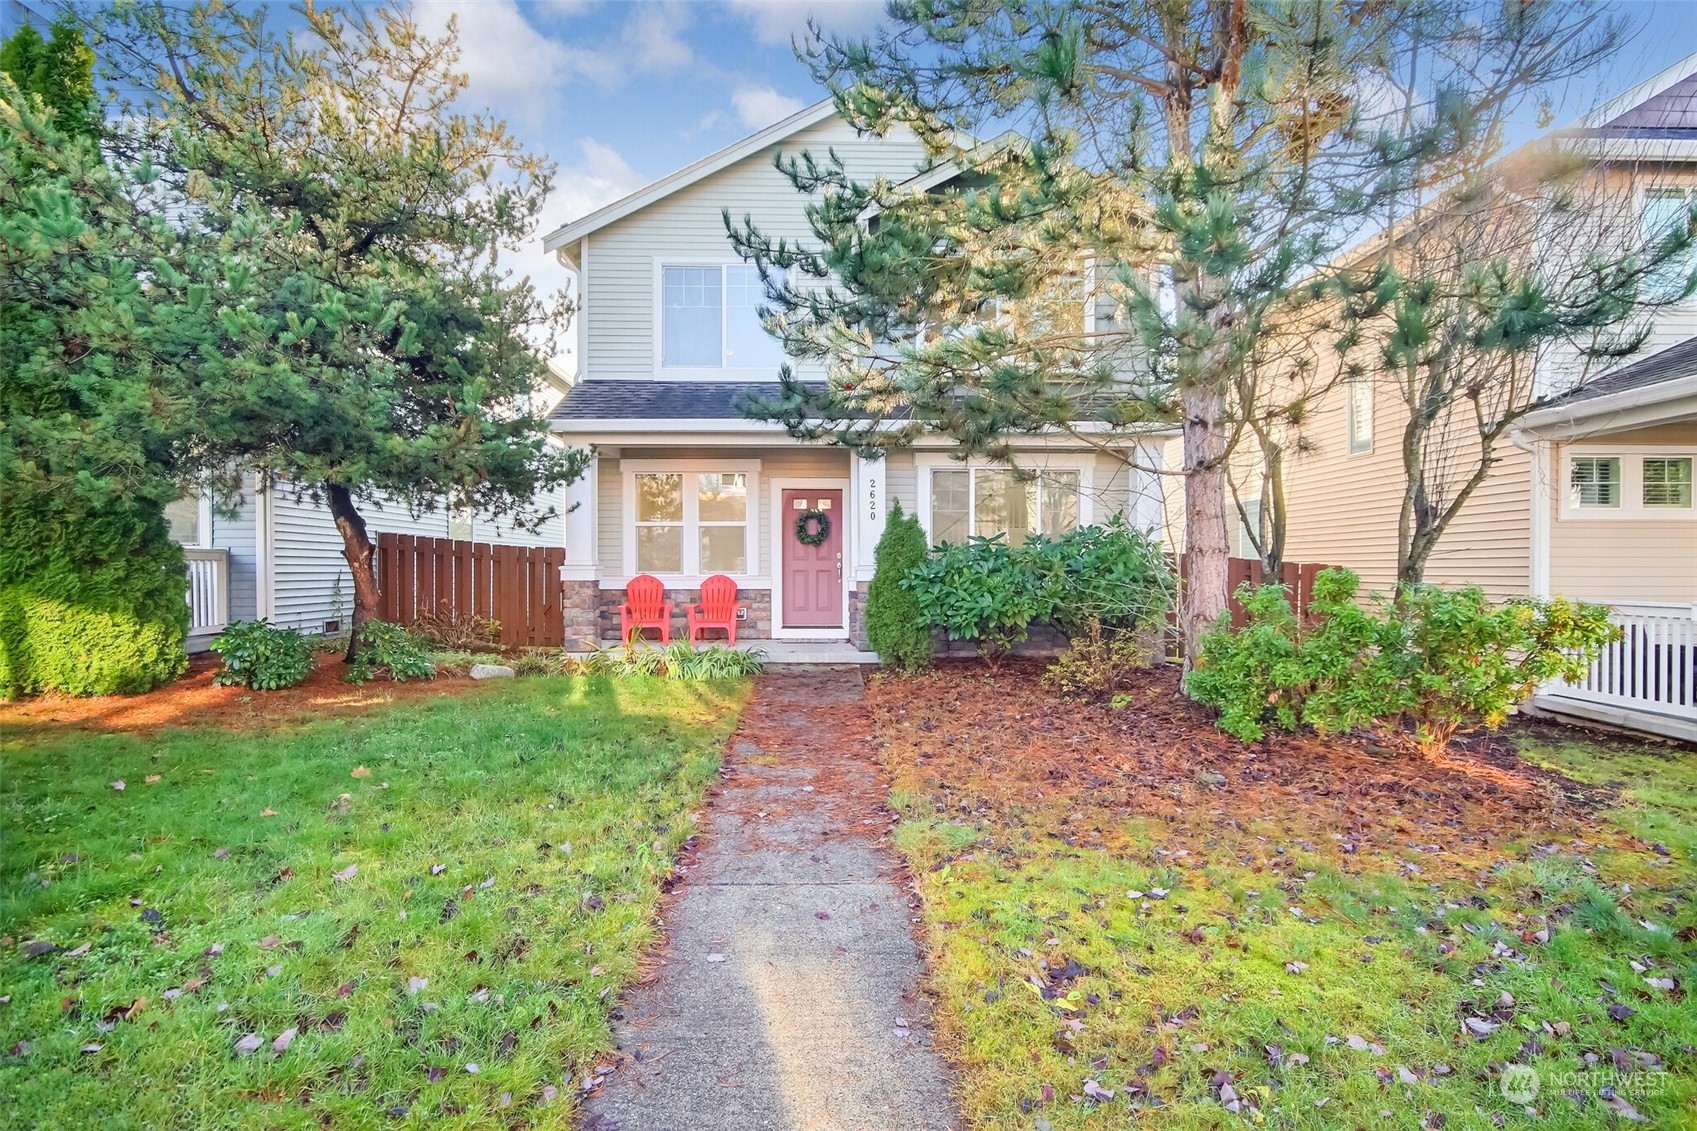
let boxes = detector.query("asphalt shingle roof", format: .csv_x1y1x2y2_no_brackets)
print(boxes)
1554,335,1697,405
550,380,810,421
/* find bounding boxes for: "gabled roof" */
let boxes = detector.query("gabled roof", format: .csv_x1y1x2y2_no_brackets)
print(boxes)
1514,336,1697,438
1554,335,1697,405
1577,50,1697,133
550,379,806,422
542,99,841,264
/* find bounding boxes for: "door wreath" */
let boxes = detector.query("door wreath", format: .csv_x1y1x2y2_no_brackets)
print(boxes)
794,508,831,547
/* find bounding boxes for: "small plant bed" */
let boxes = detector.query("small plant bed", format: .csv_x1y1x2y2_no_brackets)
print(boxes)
0,676,749,1127
867,661,1696,1129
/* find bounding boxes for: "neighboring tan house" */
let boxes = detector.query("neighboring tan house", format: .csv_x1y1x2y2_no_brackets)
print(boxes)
540,100,1170,650
1254,55,1697,740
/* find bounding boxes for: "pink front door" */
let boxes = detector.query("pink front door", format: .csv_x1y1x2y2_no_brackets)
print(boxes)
781,489,844,629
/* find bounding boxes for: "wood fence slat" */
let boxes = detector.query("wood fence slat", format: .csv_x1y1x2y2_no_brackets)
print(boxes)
377,534,398,622
542,548,565,648
455,540,472,625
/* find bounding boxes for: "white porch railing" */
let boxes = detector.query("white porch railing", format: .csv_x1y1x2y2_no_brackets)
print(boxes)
184,547,230,635
1540,602,1697,733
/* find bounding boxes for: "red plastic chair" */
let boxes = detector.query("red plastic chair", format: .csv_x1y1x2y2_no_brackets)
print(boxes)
618,574,673,644
687,574,742,646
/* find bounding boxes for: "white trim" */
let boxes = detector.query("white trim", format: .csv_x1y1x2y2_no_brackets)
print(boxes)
911,453,1096,543
849,453,885,583
193,493,214,549
562,459,599,581
1558,444,1697,520
544,100,841,253
1515,374,1697,439
1578,50,1697,130
769,476,851,639
255,477,276,621
1529,442,1552,598
620,459,762,581
575,234,589,376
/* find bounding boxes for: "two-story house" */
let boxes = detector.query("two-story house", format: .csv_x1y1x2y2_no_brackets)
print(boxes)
541,100,1171,650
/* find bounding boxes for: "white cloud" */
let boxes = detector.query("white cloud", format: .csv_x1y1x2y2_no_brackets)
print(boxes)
731,84,807,129
412,0,619,122
622,2,695,71
724,0,885,46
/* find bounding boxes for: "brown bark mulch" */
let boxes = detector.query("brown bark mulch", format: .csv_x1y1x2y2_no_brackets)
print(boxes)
0,653,476,736
864,659,1627,879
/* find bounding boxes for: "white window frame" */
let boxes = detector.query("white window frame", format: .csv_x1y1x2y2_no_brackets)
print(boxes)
653,259,787,377
913,454,1096,545
621,459,762,582
1639,184,1696,303
1346,379,1374,455
1559,446,1697,520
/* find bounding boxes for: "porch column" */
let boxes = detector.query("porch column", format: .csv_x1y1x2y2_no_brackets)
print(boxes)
1529,441,1551,598
848,453,886,650
560,456,600,648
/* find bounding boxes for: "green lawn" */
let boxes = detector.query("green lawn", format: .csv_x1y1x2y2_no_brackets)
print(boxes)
869,670,1697,1130
0,675,747,1129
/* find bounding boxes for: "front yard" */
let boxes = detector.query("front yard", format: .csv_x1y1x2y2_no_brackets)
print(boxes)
870,662,1696,1130
0,675,748,1128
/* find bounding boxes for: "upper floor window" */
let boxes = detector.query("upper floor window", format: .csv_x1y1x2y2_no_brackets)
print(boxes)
661,264,786,371
1346,379,1373,454
1642,188,1696,301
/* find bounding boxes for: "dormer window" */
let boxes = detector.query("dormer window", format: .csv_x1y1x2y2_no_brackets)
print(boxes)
661,264,786,371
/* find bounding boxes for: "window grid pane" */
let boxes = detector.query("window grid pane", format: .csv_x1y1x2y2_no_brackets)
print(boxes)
1571,457,1620,507
697,472,747,522
636,526,683,574
931,470,969,546
662,266,723,367
1040,472,1081,539
975,470,1037,545
1644,457,1694,507
635,473,683,522
699,525,747,573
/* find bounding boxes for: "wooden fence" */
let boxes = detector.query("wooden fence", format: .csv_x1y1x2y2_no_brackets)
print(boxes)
375,533,565,648
1171,556,1332,639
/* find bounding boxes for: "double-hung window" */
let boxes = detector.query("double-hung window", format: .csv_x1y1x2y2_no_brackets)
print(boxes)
630,465,755,577
661,264,786,371
926,465,1085,546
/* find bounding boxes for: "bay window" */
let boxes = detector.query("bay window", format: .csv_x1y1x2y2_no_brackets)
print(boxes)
661,264,786,371
628,463,756,577
925,464,1086,546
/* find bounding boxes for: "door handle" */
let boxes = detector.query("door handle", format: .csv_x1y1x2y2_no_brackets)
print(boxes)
836,550,842,580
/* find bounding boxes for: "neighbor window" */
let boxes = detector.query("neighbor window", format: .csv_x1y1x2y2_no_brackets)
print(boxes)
928,467,1082,546
1346,380,1373,454
1236,499,1264,559
1570,457,1621,508
164,493,201,546
631,469,751,575
1644,456,1694,508
1641,188,1696,300
661,264,786,370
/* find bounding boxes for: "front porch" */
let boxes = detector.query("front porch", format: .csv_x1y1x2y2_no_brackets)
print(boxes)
1531,601,1697,743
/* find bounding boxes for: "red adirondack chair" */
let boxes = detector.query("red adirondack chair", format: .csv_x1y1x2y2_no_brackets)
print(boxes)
687,574,742,646
618,574,673,644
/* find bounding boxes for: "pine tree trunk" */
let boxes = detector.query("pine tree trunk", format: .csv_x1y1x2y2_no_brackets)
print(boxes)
326,483,381,663
1181,384,1231,660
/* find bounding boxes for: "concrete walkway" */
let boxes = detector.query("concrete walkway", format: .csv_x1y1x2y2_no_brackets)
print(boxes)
581,668,958,1131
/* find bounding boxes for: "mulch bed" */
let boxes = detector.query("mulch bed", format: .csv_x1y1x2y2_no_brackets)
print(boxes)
864,659,1632,877
0,653,476,735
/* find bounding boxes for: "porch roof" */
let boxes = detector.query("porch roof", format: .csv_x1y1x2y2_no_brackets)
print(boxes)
550,379,809,422
1516,337,1697,440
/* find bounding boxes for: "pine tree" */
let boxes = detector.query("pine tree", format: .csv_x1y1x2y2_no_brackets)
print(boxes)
91,2,586,659
865,500,933,671
0,17,98,141
727,0,1627,656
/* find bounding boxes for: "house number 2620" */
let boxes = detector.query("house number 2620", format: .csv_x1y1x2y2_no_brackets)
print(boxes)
867,478,877,520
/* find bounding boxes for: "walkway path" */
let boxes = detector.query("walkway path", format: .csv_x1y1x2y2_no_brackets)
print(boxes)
582,667,958,1131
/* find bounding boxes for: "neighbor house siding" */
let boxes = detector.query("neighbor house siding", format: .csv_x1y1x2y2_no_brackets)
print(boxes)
1548,422,1697,602
583,116,931,383
207,473,261,623
266,485,568,634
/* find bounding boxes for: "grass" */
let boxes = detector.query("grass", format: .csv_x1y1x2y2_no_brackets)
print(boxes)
0,674,748,1129
876,683,1697,1129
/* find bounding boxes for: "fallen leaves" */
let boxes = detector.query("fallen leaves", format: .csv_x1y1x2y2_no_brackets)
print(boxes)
331,865,358,882
233,1033,263,1056
351,766,372,778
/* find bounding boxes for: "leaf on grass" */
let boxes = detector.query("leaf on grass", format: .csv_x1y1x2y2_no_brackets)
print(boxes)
110,781,125,791
258,935,280,950
332,865,358,882
1645,977,1677,991
430,864,446,875
1463,1018,1499,1038
65,943,91,958
426,1066,447,1082
407,977,428,994
80,1043,103,1054
351,766,372,778
213,847,231,859
1600,1088,1650,1122
204,943,224,957
260,808,277,817
271,1028,297,1053
234,1034,263,1056
464,1063,480,1074
1082,1080,1114,1102
1607,1004,1636,1022
20,941,56,959
336,982,355,998
145,775,161,784
1285,961,1308,974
